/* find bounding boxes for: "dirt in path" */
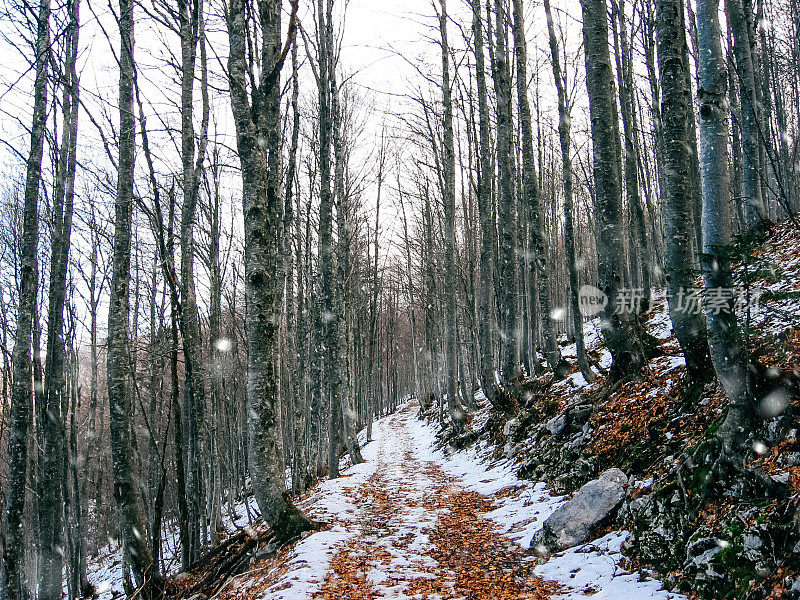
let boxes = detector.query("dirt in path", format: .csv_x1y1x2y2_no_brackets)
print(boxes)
314,403,558,600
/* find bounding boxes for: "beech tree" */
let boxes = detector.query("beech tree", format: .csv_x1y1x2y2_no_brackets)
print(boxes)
2,0,49,597
656,0,714,387
39,0,81,595
697,0,754,454
225,0,312,539
439,0,466,432
543,0,596,384
493,0,520,384
581,0,647,381
512,0,568,380
107,0,158,592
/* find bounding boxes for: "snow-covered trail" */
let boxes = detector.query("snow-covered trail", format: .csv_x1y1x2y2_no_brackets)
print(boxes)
243,400,685,600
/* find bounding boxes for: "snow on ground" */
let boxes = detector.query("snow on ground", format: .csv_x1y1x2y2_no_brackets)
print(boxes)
85,396,686,600
83,484,262,599
405,404,686,600
533,533,680,600
251,399,686,599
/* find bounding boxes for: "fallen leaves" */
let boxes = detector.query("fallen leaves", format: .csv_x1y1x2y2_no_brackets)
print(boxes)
313,450,559,600
424,489,559,600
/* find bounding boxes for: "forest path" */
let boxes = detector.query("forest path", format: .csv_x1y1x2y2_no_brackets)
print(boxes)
251,401,683,600
309,401,556,599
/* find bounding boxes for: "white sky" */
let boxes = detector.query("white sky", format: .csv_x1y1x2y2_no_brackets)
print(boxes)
0,0,590,339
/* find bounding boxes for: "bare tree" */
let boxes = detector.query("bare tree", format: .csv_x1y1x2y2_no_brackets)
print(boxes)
225,0,312,538
106,0,158,592
2,0,50,597
656,0,714,388
543,0,596,383
581,0,647,380
512,0,569,380
39,0,81,595
493,0,520,384
697,0,754,454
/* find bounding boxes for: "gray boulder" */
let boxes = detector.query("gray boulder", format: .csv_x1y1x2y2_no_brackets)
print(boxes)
532,468,628,553
545,413,567,437
503,417,521,437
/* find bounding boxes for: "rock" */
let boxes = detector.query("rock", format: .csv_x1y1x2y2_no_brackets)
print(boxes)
791,577,800,597
503,441,523,459
685,535,717,561
545,413,567,437
532,468,628,553
682,531,729,583
566,433,584,450
625,493,682,563
692,546,724,580
503,417,521,437
742,533,763,562
771,470,790,485
569,406,593,426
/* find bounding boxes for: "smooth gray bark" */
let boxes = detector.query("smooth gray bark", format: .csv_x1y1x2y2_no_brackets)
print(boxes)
512,0,569,381
439,0,467,431
725,0,767,229
107,0,158,591
656,0,714,386
39,0,80,594
612,0,652,304
470,0,500,408
493,0,520,384
543,0,596,384
226,0,312,540
3,0,49,598
697,0,755,452
178,0,209,562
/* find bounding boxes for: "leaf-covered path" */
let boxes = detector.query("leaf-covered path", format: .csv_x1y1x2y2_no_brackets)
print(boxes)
309,402,557,599
230,401,684,600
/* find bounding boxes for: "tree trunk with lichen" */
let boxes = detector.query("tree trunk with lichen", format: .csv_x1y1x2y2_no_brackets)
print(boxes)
697,0,755,453
39,0,80,594
581,0,647,381
226,0,312,540
493,0,520,384
512,0,569,381
470,0,500,407
656,0,715,387
439,0,467,431
3,1,50,598
107,0,159,591
543,0,596,385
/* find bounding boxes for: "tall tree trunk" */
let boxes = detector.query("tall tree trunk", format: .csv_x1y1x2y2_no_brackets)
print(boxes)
470,0,500,408
331,64,365,461
226,0,312,539
493,0,520,384
697,0,754,453
581,0,646,380
656,0,714,387
725,0,767,229
543,0,596,384
39,0,80,594
315,0,343,479
2,0,49,598
207,145,224,542
107,0,158,591
178,0,209,561
612,0,652,305
512,0,569,380
284,38,307,493
439,0,467,432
